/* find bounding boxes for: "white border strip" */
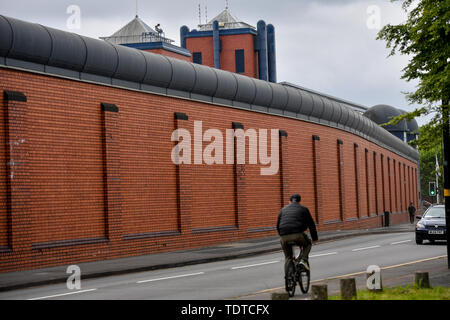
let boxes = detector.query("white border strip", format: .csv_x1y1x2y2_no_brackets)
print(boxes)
231,260,280,270
137,272,205,284
28,288,97,300
351,245,381,252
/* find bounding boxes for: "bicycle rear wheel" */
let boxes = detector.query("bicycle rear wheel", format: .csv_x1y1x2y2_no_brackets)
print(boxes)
285,260,296,297
298,269,310,294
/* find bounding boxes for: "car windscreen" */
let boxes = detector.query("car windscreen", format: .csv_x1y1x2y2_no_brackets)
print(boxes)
424,207,445,219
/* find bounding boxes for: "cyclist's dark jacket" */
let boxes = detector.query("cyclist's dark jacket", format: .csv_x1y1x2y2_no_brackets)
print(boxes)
276,202,318,241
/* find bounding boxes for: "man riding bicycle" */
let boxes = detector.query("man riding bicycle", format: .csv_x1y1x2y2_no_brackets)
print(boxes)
276,194,318,271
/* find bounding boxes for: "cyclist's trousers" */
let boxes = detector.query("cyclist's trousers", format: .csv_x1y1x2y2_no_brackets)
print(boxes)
280,232,312,263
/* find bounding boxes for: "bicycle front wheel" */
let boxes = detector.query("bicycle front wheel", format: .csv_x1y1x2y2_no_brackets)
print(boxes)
285,261,296,297
298,269,310,294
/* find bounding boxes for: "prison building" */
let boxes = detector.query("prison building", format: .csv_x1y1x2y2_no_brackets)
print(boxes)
0,15,419,272
101,15,192,61
364,104,419,144
180,8,277,82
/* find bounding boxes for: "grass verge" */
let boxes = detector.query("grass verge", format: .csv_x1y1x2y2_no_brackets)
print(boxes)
329,284,450,300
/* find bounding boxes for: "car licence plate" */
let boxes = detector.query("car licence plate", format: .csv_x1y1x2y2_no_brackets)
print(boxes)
428,230,444,235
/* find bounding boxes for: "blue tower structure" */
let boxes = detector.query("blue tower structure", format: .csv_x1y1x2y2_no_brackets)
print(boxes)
180,8,277,83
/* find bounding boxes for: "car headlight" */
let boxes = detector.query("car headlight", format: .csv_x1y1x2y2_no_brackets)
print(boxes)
416,222,426,229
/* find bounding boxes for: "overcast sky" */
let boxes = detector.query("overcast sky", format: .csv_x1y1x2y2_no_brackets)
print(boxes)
0,0,431,125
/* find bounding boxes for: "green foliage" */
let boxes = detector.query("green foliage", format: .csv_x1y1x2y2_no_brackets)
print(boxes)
329,284,450,300
420,146,444,202
376,0,450,152
413,115,442,151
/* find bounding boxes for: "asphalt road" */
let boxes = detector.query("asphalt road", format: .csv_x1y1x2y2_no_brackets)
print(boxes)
0,232,446,300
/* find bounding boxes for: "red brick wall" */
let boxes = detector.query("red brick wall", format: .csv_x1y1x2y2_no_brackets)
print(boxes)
375,152,384,213
0,92,7,248
186,37,215,67
0,67,418,272
388,157,395,212
143,48,191,61
245,135,282,231
119,98,179,237
319,134,341,222
186,33,257,79
188,115,236,231
220,34,257,78
29,82,106,245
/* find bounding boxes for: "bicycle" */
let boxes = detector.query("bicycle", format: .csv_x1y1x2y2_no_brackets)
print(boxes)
284,243,311,297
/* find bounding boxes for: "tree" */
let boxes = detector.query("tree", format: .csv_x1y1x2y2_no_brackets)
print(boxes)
419,146,444,203
376,0,449,267
411,117,442,152
415,123,444,203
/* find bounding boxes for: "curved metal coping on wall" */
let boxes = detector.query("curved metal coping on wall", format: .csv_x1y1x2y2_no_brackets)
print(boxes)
0,15,419,162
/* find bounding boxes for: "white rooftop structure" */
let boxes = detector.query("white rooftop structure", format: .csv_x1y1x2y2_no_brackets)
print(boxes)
198,8,255,31
100,15,174,45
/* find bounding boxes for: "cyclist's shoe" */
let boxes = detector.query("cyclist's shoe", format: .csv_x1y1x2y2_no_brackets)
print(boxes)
299,259,310,272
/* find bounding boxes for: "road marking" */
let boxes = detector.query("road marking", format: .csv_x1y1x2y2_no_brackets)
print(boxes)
231,253,339,270
351,245,381,252
312,255,448,282
381,255,448,270
28,288,97,300
310,252,338,258
231,252,339,270
231,260,280,270
390,240,412,245
241,255,448,298
136,272,205,284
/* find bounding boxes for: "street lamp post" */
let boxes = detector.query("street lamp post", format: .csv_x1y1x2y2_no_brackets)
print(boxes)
442,101,450,269
435,154,441,204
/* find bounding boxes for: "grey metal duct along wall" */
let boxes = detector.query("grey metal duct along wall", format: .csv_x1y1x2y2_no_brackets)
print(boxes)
0,15,419,161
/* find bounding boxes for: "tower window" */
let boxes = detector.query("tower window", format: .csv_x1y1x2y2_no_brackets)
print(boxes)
193,52,202,65
235,49,245,74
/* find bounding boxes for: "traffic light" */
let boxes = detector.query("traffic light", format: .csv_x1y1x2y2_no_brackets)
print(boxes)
429,181,436,196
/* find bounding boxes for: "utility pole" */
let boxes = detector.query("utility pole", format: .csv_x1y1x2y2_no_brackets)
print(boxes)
436,154,440,204
443,100,450,269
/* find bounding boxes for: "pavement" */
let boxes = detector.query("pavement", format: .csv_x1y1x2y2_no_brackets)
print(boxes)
0,222,420,293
